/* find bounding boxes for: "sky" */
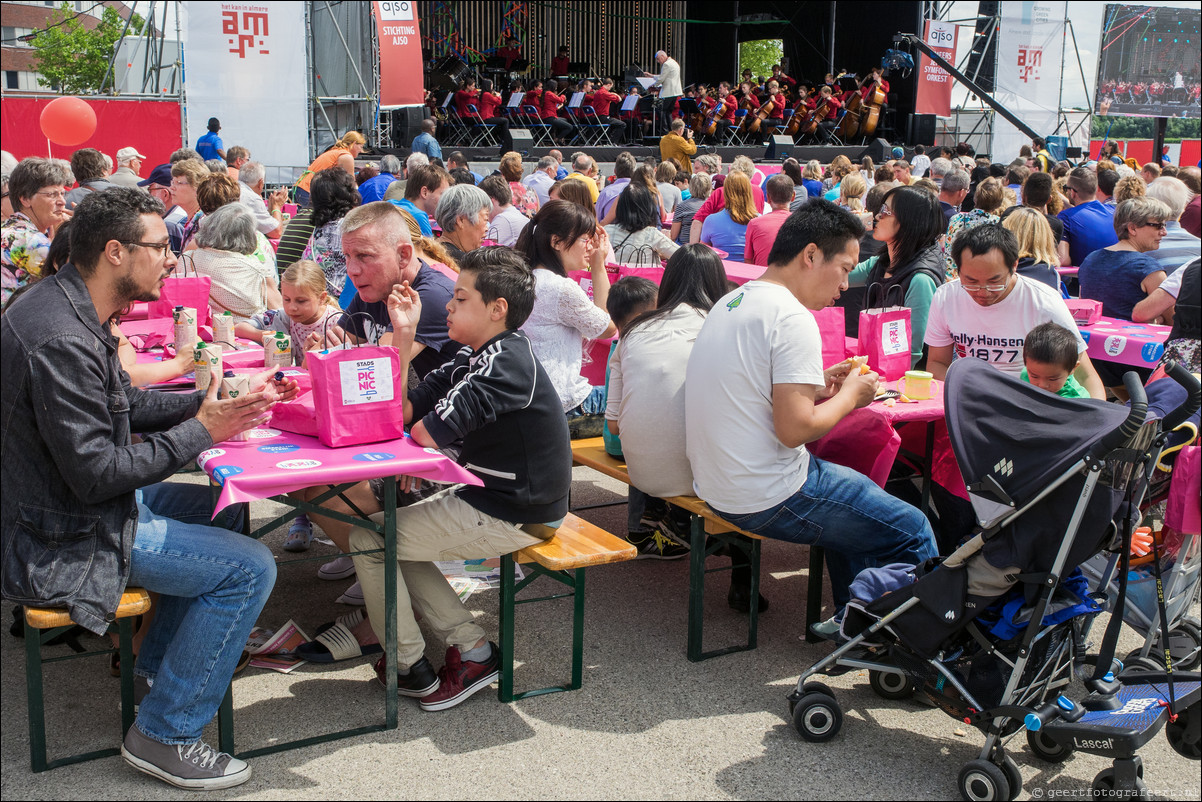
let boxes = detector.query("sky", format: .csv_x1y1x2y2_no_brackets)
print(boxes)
944,1,1199,110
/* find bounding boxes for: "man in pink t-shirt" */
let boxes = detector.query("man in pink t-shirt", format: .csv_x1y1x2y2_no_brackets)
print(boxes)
744,175,795,266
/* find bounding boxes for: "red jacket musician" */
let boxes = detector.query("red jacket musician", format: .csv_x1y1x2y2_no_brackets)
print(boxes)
584,78,627,143
806,85,843,142
453,77,481,117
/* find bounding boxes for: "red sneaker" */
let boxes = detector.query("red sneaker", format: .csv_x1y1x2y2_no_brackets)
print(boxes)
418,643,500,711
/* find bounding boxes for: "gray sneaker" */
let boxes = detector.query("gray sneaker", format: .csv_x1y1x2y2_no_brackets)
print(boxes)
122,725,251,790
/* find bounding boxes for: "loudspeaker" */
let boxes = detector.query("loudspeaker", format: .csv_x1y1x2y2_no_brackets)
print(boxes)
907,114,936,146
391,106,427,148
764,135,793,160
867,138,893,163
510,128,534,155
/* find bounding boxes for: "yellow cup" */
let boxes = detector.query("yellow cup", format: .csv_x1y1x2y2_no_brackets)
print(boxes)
903,370,933,400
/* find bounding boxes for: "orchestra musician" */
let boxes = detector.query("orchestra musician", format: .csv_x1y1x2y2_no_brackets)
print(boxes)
860,66,890,101
758,79,788,141
524,79,574,143
498,36,523,71
585,77,627,144
476,78,515,153
806,84,843,143
620,84,649,142
769,64,797,93
551,46,571,77
710,81,738,144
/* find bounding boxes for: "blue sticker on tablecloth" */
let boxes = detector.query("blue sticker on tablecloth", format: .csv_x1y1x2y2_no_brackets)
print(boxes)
258,443,300,454
1079,330,1091,343
1141,342,1164,363
212,465,244,485
353,452,396,462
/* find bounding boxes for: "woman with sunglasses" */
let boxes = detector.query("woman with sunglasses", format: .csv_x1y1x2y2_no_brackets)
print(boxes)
2,157,73,310
846,186,946,368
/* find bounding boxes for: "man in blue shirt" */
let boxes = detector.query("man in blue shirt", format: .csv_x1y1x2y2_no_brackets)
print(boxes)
411,119,443,161
358,154,402,203
195,117,225,161
1057,167,1117,266
385,162,450,237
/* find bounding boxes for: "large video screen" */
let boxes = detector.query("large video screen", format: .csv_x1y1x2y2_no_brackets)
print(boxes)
1094,4,1201,119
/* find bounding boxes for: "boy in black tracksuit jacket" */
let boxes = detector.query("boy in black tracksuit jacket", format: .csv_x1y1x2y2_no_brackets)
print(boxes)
349,246,572,713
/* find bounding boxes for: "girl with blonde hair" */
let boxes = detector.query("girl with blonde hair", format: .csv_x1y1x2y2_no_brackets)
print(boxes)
1001,206,1060,289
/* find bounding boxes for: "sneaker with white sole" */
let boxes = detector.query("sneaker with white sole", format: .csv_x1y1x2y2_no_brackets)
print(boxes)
121,725,250,790
335,581,365,606
318,555,356,581
418,643,500,711
628,528,689,560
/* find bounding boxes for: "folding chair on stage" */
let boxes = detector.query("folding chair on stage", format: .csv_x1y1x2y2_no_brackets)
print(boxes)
464,104,499,148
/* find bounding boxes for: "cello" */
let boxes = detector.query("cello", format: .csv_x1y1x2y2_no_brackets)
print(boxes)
746,94,775,135
856,81,887,138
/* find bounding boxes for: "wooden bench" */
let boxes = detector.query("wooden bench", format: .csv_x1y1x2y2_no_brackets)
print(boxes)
498,511,637,701
21,588,151,772
570,438,829,661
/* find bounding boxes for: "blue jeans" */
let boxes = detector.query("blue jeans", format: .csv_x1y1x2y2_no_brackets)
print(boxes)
128,483,276,745
713,457,936,610
566,385,606,418
293,187,310,208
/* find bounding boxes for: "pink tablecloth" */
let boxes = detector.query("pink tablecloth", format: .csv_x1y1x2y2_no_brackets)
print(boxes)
198,429,482,514
1079,316,1170,368
811,378,964,498
123,318,265,371
1057,266,1079,277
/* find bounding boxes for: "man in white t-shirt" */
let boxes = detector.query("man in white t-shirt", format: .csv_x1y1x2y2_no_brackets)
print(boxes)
926,223,1105,398
685,200,938,638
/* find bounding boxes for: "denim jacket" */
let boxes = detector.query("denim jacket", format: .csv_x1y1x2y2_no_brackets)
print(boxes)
1,265,211,634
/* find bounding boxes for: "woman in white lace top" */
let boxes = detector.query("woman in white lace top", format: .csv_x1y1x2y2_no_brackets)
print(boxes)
604,183,680,267
516,199,617,414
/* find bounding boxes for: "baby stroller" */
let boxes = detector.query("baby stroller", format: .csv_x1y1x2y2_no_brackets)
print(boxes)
1080,376,1202,674
786,358,1201,801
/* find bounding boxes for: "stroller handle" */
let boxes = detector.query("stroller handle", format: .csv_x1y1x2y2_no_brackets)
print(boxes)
1087,371,1148,460
1161,360,1202,432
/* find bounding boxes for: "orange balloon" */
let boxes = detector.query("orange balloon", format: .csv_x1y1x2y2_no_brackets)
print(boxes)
39,96,97,146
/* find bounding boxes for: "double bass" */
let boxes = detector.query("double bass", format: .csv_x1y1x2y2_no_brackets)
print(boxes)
856,81,887,138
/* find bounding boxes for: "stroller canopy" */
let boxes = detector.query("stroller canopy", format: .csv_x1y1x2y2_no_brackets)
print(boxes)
944,359,1132,527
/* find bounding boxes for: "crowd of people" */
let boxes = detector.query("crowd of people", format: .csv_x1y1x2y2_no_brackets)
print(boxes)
1,122,1199,791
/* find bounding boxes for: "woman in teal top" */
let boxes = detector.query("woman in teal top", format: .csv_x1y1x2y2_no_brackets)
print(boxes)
846,186,946,368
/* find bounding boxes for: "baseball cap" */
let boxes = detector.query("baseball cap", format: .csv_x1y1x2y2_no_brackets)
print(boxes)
116,146,146,162
138,163,174,188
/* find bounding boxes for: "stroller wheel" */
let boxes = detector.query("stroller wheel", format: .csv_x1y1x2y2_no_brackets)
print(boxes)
791,692,843,742
1165,702,1200,761
1091,767,1146,796
868,669,915,700
997,754,1023,801
1121,653,1166,674
1026,728,1074,764
957,759,1010,802
1156,618,1202,672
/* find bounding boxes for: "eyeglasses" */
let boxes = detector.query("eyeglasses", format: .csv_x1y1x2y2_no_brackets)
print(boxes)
960,279,1009,293
170,179,190,188
876,206,894,219
34,190,67,200
1138,221,1167,231
124,241,172,258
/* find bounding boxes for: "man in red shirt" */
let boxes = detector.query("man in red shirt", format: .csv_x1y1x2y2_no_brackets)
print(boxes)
744,175,796,266
498,36,522,70
537,80,573,144
551,46,570,76
584,77,626,144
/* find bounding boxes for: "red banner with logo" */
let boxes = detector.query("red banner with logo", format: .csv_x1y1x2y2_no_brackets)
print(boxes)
0,97,182,166
374,1,424,107
915,19,958,117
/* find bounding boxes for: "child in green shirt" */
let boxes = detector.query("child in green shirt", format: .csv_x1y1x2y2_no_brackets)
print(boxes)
1021,321,1091,399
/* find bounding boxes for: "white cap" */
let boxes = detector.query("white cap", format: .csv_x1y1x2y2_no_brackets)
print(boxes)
116,147,147,163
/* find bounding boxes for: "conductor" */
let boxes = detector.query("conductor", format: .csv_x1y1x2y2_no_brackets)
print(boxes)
643,50,682,136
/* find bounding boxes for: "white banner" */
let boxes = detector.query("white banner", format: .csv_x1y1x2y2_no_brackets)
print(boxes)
183,2,309,179
991,1,1067,162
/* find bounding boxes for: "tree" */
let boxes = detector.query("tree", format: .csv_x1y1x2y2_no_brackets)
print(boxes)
31,4,143,95
1091,114,1200,143
739,39,783,82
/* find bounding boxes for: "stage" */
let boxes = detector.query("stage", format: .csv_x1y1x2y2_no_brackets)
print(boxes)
369,141,900,168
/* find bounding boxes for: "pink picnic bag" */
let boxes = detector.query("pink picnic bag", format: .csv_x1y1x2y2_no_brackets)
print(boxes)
148,253,214,326
857,283,911,380
811,306,847,369
269,372,317,437
305,314,407,448
1164,445,1200,536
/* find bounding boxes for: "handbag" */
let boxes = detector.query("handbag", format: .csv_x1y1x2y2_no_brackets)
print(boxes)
857,283,911,381
147,253,214,326
306,314,407,448
1164,445,1200,536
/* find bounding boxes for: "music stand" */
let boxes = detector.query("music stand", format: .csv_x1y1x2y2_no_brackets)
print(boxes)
507,92,525,109
837,76,859,93
484,56,506,71
568,92,585,109
441,92,455,109
677,97,700,117
619,95,640,114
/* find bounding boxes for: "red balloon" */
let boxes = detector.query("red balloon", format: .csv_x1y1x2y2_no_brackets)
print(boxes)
39,96,97,146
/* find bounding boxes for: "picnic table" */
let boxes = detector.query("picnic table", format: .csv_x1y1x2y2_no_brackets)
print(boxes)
1079,316,1171,369
198,426,480,757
